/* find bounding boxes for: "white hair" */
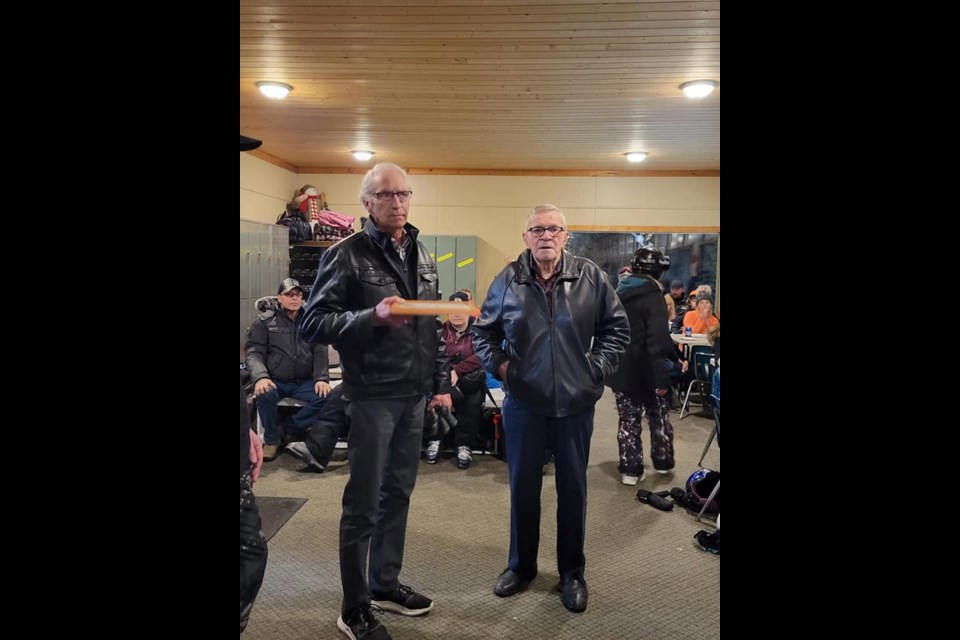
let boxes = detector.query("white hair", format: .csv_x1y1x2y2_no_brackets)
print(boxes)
524,204,568,229
359,163,411,200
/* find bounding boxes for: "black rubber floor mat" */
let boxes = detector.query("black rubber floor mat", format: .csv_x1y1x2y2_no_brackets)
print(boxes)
256,496,307,541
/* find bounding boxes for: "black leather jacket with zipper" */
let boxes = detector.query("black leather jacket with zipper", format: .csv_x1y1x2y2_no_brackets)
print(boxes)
299,218,451,400
471,250,629,417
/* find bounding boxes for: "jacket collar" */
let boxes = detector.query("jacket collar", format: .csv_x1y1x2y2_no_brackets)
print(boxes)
363,216,420,249
514,249,579,284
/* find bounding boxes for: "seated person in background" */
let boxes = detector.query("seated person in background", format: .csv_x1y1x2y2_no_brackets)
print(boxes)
285,384,348,473
245,277,331,461
665,280,685,325
425,291,486,469
682,290,720,335
671,288,697,333
457,287,481,318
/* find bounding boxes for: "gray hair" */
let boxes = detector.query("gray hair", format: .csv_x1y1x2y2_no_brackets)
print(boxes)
359,163,411,200
524,204,568,229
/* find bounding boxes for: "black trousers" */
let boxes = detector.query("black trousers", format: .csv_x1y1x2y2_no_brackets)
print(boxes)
451,382,486,448
339,396,425,615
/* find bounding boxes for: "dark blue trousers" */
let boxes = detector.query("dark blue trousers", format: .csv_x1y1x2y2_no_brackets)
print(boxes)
256,379,327,445
502,398,595,583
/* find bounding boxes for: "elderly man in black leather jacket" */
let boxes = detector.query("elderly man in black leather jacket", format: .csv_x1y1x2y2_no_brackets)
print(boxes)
299,162,451,640
472,204,629,614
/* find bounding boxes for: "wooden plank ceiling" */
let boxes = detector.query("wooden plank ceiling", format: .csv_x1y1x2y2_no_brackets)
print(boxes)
240,0,720,173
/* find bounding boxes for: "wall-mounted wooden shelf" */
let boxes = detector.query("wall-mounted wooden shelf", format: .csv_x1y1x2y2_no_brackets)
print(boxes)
291,240,335,247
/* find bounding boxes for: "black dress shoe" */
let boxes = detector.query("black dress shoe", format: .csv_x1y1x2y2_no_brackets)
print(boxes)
493,569,534,597
561,578,588,612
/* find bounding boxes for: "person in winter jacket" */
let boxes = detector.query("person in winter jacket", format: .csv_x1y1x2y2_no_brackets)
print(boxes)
245,277,330,460
472,204,629,614
606,246,678,486
298,163,449,640
424,291,485,469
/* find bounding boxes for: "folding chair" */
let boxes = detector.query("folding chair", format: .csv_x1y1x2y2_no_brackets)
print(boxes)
697,400,720,467
679,346,716,419
697,367,720,465
696,477,720,522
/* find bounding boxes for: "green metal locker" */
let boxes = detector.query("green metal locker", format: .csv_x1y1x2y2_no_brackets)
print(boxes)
454,236,477,296
419,235,437,264
435,236,457,300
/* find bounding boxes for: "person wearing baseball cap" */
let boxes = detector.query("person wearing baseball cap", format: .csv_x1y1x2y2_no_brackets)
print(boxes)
245,277,331,462
277,277,303,295
428,291,485,469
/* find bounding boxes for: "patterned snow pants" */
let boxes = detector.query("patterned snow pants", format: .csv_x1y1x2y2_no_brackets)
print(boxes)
614,389,674,476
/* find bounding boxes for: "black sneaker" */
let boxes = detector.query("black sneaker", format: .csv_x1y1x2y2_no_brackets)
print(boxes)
371,584,434,616
693,529,720,555
337,605,391,640
285,441,324,473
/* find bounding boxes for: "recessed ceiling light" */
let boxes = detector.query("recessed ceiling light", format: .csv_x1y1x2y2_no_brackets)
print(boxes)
624,152,647,163
679,80,718,99
352,150,374,161
255,81,293,100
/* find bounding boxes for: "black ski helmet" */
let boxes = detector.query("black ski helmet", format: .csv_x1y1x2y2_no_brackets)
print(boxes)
632,246,671,279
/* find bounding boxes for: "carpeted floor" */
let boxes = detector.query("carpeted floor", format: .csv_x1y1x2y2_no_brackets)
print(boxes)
257,497,308,542
244,390,720,639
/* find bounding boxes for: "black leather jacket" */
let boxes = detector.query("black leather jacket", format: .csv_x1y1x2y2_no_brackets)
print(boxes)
299,218,451,400
471,250,629,417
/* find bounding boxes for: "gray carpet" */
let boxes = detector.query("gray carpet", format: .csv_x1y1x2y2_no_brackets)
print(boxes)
257,497,308,542
244,390,720,639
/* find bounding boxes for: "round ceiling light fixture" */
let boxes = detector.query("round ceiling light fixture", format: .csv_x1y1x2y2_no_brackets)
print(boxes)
679,80,719,99
255,81,293,100
624,152,648,163
352,150,375,161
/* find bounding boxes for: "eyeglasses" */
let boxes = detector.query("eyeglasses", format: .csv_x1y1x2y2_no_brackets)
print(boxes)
371,190,413,202
526,226,566,238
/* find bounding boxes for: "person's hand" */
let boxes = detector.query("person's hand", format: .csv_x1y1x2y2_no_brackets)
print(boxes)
315,380,331,396
428,393,453,411
373,296,407,327
655,388,668,396
450,370,459,387
497,361,509,381
254,378,276,397
249,430,264,483
681,361,689,374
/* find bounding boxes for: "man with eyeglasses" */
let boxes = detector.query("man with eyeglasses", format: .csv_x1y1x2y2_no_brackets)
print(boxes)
472,204,629,614
245,277,332,462
299,163,451,640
